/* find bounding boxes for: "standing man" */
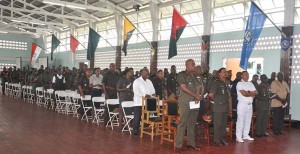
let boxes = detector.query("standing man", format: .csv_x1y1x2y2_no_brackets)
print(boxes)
231,72,242,119
132,68,156,135
0,67,8,95
209,68,231,146
255,74,270,137
78,69,93,116
52,68,66,91
117,69,134,129
236,71,257,142
268,72,276,85
90,68,103,97
270,72,289,135
102,63,120,124
167,65,178,96
175,59,201,152
10,66,19,83
152,70,167,100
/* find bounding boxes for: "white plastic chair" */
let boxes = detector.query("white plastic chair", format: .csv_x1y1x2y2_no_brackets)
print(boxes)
35,87,44,106
45,89,54,109
27,86,35,104
73,93,81,118
81,95,93,121
121,101,134,134
4,82,9,96
106,99,120,129
22,85,27,101
92,97,106,125
55,91,67,114
64,91,77,115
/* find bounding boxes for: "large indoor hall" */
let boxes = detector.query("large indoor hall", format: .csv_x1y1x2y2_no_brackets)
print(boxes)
0,0,300,154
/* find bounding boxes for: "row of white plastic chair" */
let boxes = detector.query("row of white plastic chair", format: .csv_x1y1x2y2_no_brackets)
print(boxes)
4,82,22,98
7,84,135,134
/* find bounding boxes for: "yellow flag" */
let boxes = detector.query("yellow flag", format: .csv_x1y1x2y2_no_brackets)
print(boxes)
122,17,136,56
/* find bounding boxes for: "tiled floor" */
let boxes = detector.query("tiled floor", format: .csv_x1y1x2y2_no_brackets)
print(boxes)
0,95,300,154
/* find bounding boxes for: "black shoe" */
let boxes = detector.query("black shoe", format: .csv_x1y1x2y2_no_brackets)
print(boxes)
133,132,139,136
256,134,262,138
187,145,200,151
175,147,183,153
213,142,222,147
221,141,228,145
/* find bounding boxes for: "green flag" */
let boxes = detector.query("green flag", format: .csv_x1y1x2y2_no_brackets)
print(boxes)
168,8,188,59
51,34,61,61
87,27,101,61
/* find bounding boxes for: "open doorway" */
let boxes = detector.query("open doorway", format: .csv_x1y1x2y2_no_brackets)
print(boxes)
223,58,264,80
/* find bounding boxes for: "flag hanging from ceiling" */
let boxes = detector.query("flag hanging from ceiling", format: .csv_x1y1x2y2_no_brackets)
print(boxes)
168,8,188,59
87,27,101,61
122,17,136,56
31,43,42,63
240,2,266,70
70,35,80,53
51,34,61,61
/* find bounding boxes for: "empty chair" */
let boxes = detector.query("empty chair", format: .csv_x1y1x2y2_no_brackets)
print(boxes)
92,97,106,125
121,101,134,134
55,90,67,113
80,95,93,121
72,93,82,118
106,99,120,129
35,87,44,106
45,89,55,109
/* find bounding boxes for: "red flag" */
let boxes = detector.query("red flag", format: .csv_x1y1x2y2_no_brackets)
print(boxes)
31,43,42,63
70,35,80,53
168,8,188,59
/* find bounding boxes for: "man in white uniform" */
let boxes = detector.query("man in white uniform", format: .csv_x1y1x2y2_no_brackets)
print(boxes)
132,68,156,135
236,71,257,142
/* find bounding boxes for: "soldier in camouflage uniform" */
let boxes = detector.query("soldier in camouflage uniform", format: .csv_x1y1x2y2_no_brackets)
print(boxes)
175,59,202,152
255,74,270,137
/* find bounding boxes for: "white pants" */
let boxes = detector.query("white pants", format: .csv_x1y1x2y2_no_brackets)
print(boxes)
236,102,253,139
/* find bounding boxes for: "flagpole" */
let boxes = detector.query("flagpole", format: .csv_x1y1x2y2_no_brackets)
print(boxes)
188,24,204,43
123,16,153,48
252,2,286,38
102,38,116,50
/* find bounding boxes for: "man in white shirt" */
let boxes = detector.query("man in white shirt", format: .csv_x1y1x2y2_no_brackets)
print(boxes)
236,71,257,142
132,68,156,135
52,68,66,91
89,68,103,97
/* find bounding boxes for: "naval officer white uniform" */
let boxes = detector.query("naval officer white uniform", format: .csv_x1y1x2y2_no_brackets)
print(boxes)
236,71,257,142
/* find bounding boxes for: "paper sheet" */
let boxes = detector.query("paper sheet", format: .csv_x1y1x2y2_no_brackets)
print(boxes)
189,101,200,109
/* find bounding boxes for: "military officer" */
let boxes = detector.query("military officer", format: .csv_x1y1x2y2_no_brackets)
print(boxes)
175,59,201,152
255,74,270,137
209,68,231,146
152,70,167,100
167,65,178,96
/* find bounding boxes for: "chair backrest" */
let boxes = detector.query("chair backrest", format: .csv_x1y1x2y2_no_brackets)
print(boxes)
73,93,81,104
81,95,92,101
92,97,106,103
122,101,134,116
55,91,66,101
92,97,105,108
106,99,119,105
122,101,134,108
162,99,179,116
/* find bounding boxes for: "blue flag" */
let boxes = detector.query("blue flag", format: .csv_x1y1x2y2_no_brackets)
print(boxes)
240,2,266,70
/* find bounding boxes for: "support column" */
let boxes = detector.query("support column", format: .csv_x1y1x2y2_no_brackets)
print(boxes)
281,0,295,85
115,12,123,69
150,1,159,73
201,0,212,66
282,0,295,113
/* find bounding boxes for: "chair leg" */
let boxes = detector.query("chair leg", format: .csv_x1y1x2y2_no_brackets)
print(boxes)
151,124,154,142
140,121,144,138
